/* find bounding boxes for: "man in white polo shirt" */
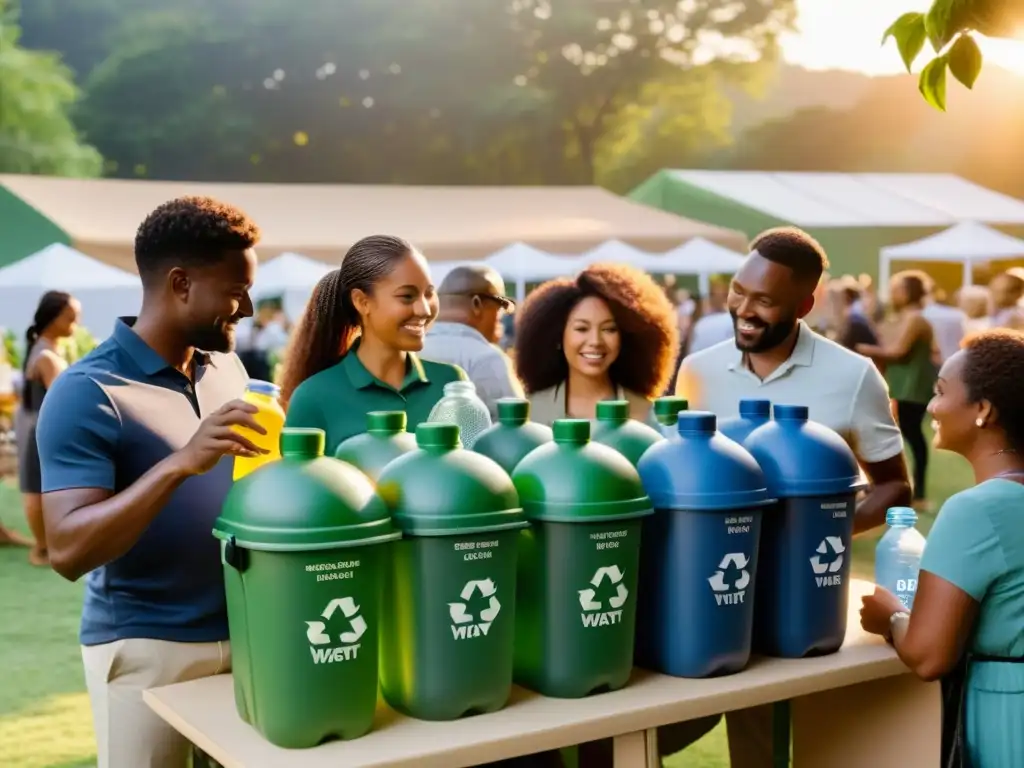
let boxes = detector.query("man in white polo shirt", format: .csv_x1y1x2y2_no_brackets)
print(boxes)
668,227,912,767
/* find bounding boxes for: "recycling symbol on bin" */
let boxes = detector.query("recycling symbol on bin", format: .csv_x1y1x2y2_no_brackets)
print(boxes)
578,565,629,611
305,597,367,646
809,536,846,575
707,553,750,593
449,579,502,629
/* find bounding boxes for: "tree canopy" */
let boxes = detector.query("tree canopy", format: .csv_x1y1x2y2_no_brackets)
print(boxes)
21,0,795,186
0,2,101,176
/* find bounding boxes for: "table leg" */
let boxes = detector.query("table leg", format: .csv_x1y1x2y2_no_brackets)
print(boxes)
190,743,225,768
612,729,658,768
791,673,941,768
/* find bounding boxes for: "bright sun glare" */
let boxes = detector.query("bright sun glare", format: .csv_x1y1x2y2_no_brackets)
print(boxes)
785,0,1024,76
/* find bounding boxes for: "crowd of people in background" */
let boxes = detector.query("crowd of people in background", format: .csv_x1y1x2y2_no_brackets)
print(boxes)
666,264,1024,511
0,196,1021,767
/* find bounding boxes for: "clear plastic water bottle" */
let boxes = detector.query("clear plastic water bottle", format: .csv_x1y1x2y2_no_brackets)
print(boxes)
875,506,927,610
426,381,492,449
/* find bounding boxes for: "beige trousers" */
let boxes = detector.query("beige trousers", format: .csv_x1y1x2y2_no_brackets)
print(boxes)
81,638,231,768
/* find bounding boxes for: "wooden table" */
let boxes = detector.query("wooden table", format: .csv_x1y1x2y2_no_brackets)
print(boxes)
144,580,940,767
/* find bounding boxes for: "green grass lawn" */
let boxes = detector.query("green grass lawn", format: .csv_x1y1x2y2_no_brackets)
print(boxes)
0,439,973,768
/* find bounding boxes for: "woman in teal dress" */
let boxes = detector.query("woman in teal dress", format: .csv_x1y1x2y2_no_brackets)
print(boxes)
861,329,1024,767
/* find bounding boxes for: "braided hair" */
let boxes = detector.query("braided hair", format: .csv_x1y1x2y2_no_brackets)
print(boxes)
279,235,412,407
23,291,73,375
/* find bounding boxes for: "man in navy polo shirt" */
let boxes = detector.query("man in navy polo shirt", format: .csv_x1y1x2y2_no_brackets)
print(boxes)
36,197,269,768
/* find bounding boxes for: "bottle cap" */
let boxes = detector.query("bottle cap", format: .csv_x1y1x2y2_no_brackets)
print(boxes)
247,379,280,398
280,428,325,458
497,398,530,426
367,411,407,434
553,419,590,445
886,506,918,526
738,399,771,418
417,422,461,450
773,404,808,422
595,400,629,423
676,411,717,435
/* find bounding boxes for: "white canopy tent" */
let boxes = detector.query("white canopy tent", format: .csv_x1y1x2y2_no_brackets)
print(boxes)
249,251,335,320
429,238,747,302
646,238,746,293
0,243,142,340
579,239,650,266
879,221,1024,296
481,243,578,302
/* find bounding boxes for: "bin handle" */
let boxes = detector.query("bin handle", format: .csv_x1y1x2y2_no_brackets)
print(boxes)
223,536,247,572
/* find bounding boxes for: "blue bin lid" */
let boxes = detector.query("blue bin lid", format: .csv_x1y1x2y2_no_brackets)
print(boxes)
637,411,774,511
718,399,772,444
743,404,867,498
739,399,771,418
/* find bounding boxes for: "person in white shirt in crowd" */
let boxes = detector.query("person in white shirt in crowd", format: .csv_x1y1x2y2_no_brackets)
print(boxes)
235,301,290,381
420,265,523,419
920,284,966,365
674,287,697,348
667,227,912,768
958,284,993,336
686,280,732,354
989,270,1024,330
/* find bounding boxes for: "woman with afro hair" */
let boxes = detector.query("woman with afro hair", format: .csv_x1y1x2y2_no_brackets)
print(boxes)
860,329,1024,766
514,262,679,426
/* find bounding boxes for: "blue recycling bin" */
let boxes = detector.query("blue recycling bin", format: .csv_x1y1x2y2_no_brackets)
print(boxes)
635,411,774,678
743,404,867,658
718,399,772,445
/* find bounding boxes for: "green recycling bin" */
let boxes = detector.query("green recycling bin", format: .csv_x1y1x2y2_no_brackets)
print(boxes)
376,423,528,721
512,419,653,698
334,411,417,483
591,400,663,466
214,428,400,748
472,398,553,474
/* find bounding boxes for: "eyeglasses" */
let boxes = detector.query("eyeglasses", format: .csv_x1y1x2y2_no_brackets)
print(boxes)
443,292,515,314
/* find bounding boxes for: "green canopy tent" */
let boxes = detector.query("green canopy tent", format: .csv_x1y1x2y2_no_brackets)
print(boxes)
628,170,1024,291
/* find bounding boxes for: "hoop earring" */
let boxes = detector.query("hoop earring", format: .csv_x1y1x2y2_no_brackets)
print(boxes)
976,418,985,428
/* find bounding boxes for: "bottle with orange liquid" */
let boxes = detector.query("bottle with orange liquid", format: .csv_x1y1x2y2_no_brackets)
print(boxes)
232,380,285,480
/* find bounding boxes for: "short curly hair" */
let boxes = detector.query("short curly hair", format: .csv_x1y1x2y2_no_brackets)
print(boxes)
514,262,679,398
750,227,829,288
961,328,1024,451
134,196,261,282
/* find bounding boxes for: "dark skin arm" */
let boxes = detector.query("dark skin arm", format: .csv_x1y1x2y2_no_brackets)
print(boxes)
861,571,978,681
856,314,931,362
853,453,913,535
44,401,266,582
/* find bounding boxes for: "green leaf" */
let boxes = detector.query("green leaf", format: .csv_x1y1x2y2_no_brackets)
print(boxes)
897,15,928,73
948,33,983,89
925,0,954,52
882,12,923,44
918,55,949,111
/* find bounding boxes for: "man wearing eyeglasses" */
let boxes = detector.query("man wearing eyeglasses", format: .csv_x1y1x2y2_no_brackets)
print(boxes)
421,265,524,418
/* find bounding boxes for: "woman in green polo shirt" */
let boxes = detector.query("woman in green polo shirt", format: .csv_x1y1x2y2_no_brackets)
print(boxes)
279,235,465,453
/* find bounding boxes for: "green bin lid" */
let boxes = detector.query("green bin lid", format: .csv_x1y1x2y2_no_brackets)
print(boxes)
496,398,530,426
367,411,407,434
653,396,689,426
214,428,398,551
281,427,325,457
334,413,417,483
512,419,653,523
590,403,664,467
595,400,630,423
375,422,527,536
